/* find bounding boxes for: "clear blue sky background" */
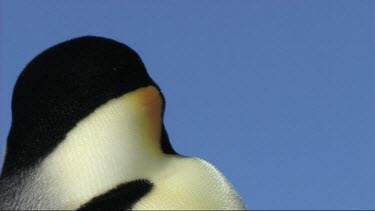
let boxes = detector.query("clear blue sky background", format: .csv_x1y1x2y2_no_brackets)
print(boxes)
1,1,374,209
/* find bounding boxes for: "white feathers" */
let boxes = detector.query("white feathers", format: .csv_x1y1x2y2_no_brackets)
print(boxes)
2,86,246,210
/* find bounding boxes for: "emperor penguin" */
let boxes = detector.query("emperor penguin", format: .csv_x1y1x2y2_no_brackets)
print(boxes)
0,36,246,210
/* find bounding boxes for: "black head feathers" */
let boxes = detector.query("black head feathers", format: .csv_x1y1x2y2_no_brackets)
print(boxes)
1,36,175,175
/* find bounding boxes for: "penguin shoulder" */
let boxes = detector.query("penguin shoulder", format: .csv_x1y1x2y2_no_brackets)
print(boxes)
133,156,247,210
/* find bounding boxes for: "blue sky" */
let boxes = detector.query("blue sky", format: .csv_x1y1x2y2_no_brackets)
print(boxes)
1,1,374,209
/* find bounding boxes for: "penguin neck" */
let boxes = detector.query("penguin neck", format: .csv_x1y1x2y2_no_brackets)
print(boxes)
39,86,165,208
65,85,164,156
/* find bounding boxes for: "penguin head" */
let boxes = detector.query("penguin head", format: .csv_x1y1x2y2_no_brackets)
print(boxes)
2,36,174,175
